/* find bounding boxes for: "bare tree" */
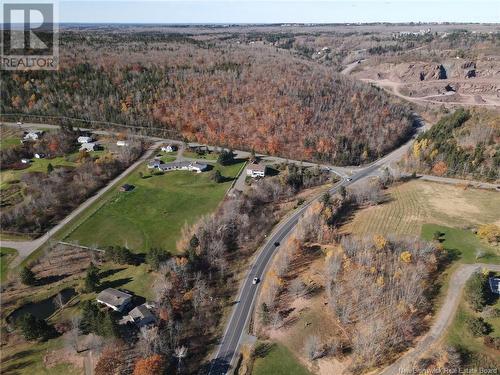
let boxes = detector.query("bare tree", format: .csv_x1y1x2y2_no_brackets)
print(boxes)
289,278,306,298
304,335,320,361
174,346,188,373
53,292,64,311
65,316,81,353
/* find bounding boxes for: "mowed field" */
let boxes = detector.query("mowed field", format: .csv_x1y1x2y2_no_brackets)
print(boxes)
343,180,500,237
66,161,245,253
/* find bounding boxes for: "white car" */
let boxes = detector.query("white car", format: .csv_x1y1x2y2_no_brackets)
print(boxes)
17,121,23,125
252,277,260,285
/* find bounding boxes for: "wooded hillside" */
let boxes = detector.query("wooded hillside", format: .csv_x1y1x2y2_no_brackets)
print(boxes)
1,31,413,165
401,108,500,181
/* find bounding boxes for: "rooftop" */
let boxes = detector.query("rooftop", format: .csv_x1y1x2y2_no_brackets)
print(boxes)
97,288,132,308
129,304,155,321
247,162,266,172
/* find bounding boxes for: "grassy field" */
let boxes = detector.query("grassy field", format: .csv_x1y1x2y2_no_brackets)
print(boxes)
422,224,500,264
66,161,244,253
0,336,82,375
0,137,20,150
344,180,500,237
446,275,500,369
1,247,18,282
252,342,312,375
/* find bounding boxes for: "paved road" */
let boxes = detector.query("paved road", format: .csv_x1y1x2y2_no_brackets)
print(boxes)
380,263,500,375
208,136,415,374
0,141,162,266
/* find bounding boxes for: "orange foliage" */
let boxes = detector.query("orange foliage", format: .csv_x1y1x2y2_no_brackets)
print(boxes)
133,355,166,375
431,161,448,176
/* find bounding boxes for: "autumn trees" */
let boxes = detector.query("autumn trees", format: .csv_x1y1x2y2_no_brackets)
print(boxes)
1,31,412,166
0,133,145,236
133,355,166,375
402,108,500,181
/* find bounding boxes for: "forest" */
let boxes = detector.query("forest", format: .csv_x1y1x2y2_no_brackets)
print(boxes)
0,30,413,165
401,108,500,181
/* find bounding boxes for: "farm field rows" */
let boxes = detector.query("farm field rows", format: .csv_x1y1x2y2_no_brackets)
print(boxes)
343,179,500,237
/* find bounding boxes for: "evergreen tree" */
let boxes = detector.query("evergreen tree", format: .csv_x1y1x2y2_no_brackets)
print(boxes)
84,263,100,292
17,313,52,340
146,248,169,271
47,163,54,174
19,266,36,285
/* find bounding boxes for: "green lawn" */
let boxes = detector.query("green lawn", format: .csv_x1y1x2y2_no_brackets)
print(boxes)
422,224,500,265
446,273,500,368
99,262,156,300
0,247,18,282
0,136,20,150
66,161,244,253
0,336,81,375
0,151,105,189
252,342,312,375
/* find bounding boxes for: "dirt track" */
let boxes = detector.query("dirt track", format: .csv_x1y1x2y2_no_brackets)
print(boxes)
379,263,500,375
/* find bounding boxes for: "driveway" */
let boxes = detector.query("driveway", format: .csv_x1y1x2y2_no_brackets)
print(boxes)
0,141,162,267
379,263,500,375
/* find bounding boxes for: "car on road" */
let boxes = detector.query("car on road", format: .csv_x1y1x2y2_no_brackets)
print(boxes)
346,178,352,181
252,277,259,285
274,241,280,247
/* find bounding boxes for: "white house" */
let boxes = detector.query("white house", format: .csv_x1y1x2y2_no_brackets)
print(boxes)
188,162,208,173
246,162,267,178
21,158,31,164
116,140,129,147
34,153,46,159
155,161,208,173
96,288,133,312
147,159,162,169
77,136,93,144
80,142,99,152
489,277,500,295
161,144,178,153
128,304,156,328
23,130,43,141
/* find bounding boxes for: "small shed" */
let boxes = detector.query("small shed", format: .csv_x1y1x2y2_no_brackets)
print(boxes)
120,184,135,192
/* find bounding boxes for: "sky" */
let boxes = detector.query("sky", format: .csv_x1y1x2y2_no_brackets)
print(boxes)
26,0,500,24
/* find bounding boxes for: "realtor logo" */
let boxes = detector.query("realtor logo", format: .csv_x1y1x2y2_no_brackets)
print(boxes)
1,1,59,70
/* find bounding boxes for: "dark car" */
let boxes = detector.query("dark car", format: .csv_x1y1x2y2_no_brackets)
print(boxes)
274,241,280,247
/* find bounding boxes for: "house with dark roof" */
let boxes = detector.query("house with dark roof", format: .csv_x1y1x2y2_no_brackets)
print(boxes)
96,288,132,312
489,277,500,295
128,304,156,328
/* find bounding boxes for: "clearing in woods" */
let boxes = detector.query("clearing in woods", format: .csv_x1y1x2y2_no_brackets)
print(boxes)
343,179,500,237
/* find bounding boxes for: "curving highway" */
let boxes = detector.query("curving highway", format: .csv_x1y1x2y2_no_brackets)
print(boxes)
207,130,419,374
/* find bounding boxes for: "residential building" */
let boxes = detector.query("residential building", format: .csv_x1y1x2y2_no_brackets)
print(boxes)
34,153,46,159
77,136,94,144
80,142,99,152
246,162,267,178
161,144,178,152
116,140,129,147
189,162,208,173
128,304,156,328
147,159,161,169
23,130,43,141
21,158,31,164
96,288,132,312
489,277,500,295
